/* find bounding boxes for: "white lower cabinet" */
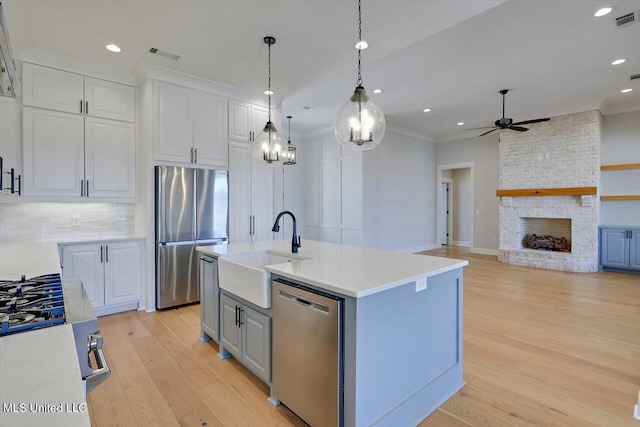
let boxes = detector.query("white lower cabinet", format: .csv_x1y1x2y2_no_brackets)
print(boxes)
220,293,271,383
200,255,219,343
61,240,143,316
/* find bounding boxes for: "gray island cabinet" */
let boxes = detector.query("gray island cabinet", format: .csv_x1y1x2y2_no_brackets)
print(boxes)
197,239,467,427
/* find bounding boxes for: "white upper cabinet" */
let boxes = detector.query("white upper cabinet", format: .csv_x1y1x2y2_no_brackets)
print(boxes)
22,63,84,114
84,77,136,122
22,63,135,122
228,100,269,143
153,81,228,168
85,117,136,199
192,91,228,167
23,107,84,197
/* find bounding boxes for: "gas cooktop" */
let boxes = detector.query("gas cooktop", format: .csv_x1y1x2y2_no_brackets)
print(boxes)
0,273,66,336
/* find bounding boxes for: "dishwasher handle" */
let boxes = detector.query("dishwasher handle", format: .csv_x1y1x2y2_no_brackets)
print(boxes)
278,289,330,314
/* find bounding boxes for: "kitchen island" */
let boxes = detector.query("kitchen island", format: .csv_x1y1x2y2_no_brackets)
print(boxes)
197,239,467,427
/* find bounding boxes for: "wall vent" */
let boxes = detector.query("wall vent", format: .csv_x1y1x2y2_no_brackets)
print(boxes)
148,47,180,61
630,73,640,81
613,11,637,29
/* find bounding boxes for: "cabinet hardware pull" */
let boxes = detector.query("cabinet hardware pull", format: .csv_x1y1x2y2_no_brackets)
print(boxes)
194,148,197,163
16,174,21,196
81,179,84,197
238,307,244,326
106,245,109,263
86,180,89,197
85,101,89,115
190,147,194,163
249,216,252,235
80,100,83,114
100,246,103,263
235,305,239,326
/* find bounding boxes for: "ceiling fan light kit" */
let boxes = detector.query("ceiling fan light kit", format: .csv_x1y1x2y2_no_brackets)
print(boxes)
254,36,286,166
334,0,386,150
466,89,550,137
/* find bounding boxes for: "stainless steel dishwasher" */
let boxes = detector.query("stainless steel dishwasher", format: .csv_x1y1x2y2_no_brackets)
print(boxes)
272,278,343,427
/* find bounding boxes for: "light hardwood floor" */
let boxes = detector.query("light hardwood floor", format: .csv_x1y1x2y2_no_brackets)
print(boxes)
88,247,640,426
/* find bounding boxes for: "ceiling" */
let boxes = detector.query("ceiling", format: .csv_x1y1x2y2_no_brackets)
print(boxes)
4,0,640,142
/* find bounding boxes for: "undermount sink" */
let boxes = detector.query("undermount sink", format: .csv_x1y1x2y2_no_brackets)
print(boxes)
218,250,309,308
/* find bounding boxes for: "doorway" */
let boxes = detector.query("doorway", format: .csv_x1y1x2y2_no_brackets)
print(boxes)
436,162,474,250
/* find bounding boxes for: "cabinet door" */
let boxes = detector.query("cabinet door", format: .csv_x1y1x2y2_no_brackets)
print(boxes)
242,305,271,383
103,241,142,306
85,117,136,199
23,107,84,197
600,228,629,268
629,230,640,270
228,142,252,243
251,161,275,242
251,105,269,138
228,100,251,142
0,97,21,180
153,82,193,163
62,244,105,308
84,77,136,122
220,294,242,359
192,91,228,167
200,256,219,342
22,63,84,114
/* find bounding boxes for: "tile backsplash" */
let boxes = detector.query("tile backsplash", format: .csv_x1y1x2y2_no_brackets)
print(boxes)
0,203,136,243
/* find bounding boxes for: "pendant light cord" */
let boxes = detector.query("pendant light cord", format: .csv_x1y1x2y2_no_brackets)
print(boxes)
268,41,272,122
357,0,363,86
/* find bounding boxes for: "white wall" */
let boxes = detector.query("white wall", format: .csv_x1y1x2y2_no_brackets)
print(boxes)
451,168,471,245
436,133,500,252
362,130,436,252
600,110,640,227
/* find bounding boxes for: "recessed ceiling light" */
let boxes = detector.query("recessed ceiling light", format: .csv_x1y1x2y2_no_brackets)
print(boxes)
611,58,626,65
594,7,613,17
457,122,464,126
264,90,274,95
303,106,313,111
423,108,432,113
621,88,633,93
355,40,368,50
373,88,383,94
105,44,121,53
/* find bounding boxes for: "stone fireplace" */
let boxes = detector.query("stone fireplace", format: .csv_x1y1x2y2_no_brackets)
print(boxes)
497,110,600,273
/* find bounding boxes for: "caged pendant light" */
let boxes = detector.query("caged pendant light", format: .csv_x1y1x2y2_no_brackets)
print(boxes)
283,115,296,165
334,0,385,150
254,36,286,165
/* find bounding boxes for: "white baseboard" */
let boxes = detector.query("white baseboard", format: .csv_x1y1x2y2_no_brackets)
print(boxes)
453,241,471,247
397,243,440,254
471,247,498,256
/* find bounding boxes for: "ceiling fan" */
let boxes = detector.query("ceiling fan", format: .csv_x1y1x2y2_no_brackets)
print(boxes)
466,89,550,137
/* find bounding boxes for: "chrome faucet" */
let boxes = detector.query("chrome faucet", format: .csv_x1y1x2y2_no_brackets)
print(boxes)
271,211,301,253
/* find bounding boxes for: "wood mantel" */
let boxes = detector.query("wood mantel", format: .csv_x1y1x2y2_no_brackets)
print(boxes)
496,187,597,197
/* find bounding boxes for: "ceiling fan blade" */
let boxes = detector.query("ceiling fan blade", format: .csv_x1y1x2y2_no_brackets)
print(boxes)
478,128,498,137
509,126,529,132
465,126,497,131
512,118,550,126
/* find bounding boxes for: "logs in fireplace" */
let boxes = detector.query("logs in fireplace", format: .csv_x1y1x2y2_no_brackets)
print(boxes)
522,234,570,252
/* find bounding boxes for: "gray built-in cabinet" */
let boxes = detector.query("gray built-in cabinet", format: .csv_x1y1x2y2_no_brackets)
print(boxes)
219,293,271,384
600,227,640,272
199,255,219,343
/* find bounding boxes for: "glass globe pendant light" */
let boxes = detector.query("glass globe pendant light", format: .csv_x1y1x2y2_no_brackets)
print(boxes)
334,0,385,150
254,36,285,165
283,115,297,165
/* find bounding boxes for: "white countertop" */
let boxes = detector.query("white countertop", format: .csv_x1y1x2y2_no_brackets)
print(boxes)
197,239,468,298
0,241,62,279
0,324,91,427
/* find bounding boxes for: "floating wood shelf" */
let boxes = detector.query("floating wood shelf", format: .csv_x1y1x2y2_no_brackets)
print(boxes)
496,187,597,197
601,163,640,171
600,195,640,201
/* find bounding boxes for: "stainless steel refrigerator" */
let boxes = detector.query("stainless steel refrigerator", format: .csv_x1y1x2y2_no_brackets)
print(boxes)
155,166,228,309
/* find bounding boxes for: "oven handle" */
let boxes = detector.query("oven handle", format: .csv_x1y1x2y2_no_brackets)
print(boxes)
85,342,111,394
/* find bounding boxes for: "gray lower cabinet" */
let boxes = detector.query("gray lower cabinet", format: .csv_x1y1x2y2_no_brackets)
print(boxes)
600,227,640,272
200,255,219,342
220,293,271,383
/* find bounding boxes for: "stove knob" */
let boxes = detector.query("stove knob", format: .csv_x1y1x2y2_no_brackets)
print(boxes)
88,333,103,352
